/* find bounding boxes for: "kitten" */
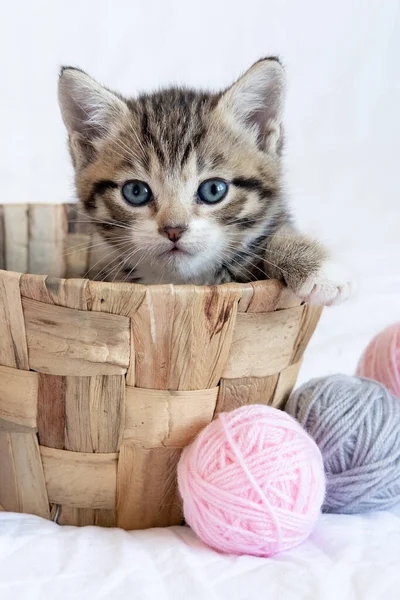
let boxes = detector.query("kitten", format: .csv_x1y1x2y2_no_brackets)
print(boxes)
58,58,351,305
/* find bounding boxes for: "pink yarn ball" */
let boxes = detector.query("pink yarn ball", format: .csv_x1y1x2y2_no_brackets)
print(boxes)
356,322,400,399
178,404,325,557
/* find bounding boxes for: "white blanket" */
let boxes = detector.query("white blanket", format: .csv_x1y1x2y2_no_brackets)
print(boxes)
1,1,400,597
1,508,400,600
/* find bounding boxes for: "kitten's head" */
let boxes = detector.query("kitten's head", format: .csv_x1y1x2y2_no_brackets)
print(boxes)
58,58,286,284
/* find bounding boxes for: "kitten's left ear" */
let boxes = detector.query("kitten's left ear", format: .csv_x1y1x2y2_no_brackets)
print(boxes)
58,67,130,168
58,66,129,140
218,57,285,153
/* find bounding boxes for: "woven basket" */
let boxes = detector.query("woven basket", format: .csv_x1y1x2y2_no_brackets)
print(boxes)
0,204,322,528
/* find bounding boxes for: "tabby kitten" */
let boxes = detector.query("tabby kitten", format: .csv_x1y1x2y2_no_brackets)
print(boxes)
58,58,351,305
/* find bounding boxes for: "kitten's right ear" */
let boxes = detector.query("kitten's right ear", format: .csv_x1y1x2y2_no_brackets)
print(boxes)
218,58,285,154
58,67,129,139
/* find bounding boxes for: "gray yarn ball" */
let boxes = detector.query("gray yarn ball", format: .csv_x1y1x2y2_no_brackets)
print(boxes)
285,374,400,514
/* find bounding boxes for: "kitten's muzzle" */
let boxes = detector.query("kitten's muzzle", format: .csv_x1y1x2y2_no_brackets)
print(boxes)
159,225,188,243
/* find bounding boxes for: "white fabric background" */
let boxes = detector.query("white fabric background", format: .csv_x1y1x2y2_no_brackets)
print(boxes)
1,507,400,600
0,3,400,598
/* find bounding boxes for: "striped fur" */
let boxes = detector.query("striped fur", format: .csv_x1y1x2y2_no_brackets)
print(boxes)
58,59,329,292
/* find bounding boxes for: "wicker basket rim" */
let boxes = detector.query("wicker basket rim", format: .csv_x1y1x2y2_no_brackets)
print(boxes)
1,268,282,295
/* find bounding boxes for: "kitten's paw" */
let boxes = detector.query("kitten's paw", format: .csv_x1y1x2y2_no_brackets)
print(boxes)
294,261,354,306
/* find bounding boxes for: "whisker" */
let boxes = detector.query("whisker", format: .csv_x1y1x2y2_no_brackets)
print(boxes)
83,247,126,280
225,237,293,261
121,248,151,283
225,243,288,277
93,241,143,282
74,217,132,231
108,246,143,281
63,237,130,257
216,249,262,282
127,120,148,160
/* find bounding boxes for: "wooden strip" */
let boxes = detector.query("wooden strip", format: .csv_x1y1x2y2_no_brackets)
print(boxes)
87,280,146,315
124,386,217,447
8,432,50,518
246,280,283,312
0,205,5,270
57,506,116,527
222,306,304,379
65,377,90,452
3,204,29,273
63,374,125,525
28,205,67,277
66,203,93,234
237,283,254,312
0,271,29,369
215,361,303,416
271,360,303,410
85,375,125,452
275,287,302,309
88,281,146,386
65,375,125,453
132,284,240,390
20,274,115,528
131,284,174,389
24,277,128,524
22,297,130,376
291,305,323,364
0,419,37,434
120,282,247,527
0,365,38,427
37,374,66,449
0,430,50,519
170,285,240,389
20,274,89,310
65,233,91,278
40,446,117,509
117,444,182,530
215,375,279,417
0,432,18,511
20,274,56,304
93,509,117,527
65,204,93,279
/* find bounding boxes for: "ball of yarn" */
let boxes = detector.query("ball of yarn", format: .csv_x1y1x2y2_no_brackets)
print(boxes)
356,322,400,399
285,374,400,514
178,404,325,557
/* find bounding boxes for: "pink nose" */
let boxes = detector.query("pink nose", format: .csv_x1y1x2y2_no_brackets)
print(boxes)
160,225,187,243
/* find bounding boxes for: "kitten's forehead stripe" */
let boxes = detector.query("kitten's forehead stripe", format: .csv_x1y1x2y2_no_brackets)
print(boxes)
93,180,118,195
140,109,166,166
180,142,193,168
101,193,138,225
86,180,118,212
133,89,215,171
210,153,225,169
232,177,275,198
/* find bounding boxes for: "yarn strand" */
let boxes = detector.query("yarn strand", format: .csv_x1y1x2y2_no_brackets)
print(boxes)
286,374,400,514
178,405,325,557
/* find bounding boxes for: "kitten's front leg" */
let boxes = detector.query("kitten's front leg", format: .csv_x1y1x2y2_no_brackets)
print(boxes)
263,226,353,306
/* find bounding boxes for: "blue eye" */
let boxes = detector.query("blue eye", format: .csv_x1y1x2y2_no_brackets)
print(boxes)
122,180,152,206
198,179,228,204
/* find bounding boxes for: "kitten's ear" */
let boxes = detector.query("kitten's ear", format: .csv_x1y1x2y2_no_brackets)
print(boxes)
218,58,285,153
58,67,129,140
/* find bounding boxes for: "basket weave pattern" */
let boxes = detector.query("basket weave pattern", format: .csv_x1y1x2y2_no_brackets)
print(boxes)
0,205,322,528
